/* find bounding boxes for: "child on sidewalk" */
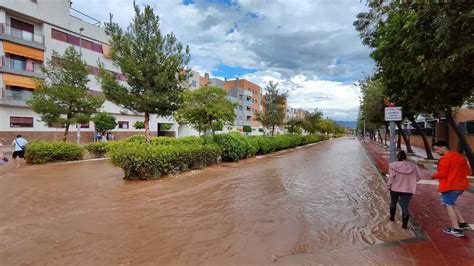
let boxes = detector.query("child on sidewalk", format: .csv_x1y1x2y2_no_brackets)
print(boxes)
386,151,422,229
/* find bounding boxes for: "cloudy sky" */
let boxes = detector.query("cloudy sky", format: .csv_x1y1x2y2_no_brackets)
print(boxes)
72,0,374,121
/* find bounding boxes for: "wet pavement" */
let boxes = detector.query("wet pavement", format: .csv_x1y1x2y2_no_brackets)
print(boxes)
0,138,416,265
362,140,474,265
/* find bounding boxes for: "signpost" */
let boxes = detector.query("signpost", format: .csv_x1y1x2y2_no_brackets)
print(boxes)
385,107,402,162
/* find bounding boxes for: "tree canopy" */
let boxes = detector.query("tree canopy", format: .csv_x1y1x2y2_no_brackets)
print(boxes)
98,3,190,137
28,47,104,140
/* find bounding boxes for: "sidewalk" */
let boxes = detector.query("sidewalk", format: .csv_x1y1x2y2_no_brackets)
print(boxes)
361,140,474,265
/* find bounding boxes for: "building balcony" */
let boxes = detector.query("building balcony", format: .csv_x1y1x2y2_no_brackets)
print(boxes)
0,24,45,50
244,110,253,116
243,90,253,97
0,56,45,78
0,87,32,107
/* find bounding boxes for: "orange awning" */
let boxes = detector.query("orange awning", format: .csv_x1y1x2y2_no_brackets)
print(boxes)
2,41,44,61
102,44,111,58
3,73,36,89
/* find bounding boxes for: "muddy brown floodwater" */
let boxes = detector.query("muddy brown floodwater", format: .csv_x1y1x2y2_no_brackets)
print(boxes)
0,138,414,265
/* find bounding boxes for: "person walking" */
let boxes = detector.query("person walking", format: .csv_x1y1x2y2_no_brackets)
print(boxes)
386,151,422,229
432,140,471,237
12,135,27,168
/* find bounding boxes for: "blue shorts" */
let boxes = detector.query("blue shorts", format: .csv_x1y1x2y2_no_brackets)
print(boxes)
440,190,464,206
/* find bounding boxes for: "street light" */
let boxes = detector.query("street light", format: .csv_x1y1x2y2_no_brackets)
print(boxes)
76,27,84,145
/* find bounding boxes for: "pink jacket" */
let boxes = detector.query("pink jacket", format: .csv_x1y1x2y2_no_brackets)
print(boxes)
386,161,421,194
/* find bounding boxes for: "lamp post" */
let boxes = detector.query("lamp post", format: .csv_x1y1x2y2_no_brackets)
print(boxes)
76,27,84,145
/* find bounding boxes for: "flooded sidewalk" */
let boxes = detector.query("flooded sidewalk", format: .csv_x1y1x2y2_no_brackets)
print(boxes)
0,138,415,265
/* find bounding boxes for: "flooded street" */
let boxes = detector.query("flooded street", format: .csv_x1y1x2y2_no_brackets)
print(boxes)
0,138,414,265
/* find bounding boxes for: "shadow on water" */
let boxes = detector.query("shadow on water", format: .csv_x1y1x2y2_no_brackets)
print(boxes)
0,138,414,265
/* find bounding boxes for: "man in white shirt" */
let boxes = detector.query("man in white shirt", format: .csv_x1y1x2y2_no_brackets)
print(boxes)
12,135,28,168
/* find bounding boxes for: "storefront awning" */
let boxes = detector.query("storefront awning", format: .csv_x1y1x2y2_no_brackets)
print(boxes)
3,73,36,89
2,41,44,61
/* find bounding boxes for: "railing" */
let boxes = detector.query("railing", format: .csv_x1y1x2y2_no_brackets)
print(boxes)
1,56,43,73
3,87,33,101
0,24,44,44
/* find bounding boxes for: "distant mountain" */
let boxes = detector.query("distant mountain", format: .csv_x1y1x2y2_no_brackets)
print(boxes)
334,121,357,129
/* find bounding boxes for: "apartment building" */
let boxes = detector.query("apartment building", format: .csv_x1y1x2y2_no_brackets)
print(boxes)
0,0,178,142
224,78,263,134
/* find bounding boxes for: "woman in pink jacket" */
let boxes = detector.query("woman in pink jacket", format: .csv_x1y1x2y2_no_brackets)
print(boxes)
386,151,421,229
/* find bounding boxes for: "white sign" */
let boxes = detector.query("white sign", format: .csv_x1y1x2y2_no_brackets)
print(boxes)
385,107,402,121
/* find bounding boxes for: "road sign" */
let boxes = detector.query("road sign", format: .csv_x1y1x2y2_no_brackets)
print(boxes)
385,107,402,121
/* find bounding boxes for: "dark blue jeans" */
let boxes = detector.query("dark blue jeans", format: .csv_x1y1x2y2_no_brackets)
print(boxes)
390,191,413,215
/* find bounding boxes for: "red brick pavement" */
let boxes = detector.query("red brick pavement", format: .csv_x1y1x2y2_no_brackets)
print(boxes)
361,140,474,265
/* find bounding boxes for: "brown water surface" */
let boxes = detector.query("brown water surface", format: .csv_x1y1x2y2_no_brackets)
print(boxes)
0,138,413,265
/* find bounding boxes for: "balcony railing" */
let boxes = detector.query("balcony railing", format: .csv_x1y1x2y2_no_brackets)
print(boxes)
1,56,43,73
3,87,33,102
0,24,44,44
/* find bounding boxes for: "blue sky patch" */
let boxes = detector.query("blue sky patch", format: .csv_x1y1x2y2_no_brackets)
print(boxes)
182,0,194,5
212,63,258,79
335,58,343,65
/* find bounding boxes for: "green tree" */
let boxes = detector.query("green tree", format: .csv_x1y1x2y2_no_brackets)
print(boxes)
133,121,145,129
302,109,323,134
175,86,237,135
355,1,474,162
285,118,304,134
256,81,287,136
28,47,104,141
92,112,117,135
243,125,252,133
98,3,190,138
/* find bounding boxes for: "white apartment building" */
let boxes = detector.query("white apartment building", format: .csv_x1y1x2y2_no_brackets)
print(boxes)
0,0,180,143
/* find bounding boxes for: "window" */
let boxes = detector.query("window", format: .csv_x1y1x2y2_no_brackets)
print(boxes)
238,105,242,110
91,43,103,53
10,116,33,127
67,34,80,46
51,29,67,42
467,121,474,135
11,18,34,33
191,80,197,87
118,121,129,129
81,39,93,50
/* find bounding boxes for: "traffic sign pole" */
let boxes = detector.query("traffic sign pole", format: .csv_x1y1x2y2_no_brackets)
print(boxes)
385,107,402,163
389,121,396,162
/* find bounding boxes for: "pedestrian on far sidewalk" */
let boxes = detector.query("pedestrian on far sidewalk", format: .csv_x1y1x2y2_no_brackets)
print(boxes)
432,141,471,237
12,135,27,168
386,150,422,229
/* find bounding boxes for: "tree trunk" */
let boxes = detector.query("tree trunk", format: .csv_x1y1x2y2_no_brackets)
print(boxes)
407,114,434,160
144,112,150,139
63,124,70,142
272,125,275,136
397,127,402,149
445,110,474,175
396,121,414,154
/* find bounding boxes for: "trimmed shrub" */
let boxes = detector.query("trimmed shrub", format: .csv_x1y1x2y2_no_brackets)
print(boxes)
108,142,221,180
150,136,204,146
85,142,109,158
26,141,84,164
125,135,204,146
212,132,255,161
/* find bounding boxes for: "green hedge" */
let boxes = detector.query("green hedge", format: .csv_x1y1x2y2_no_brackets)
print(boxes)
126,135,204,146
85,142,109,158
211,132,256,162
26,141,85,164
108,142,221,180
